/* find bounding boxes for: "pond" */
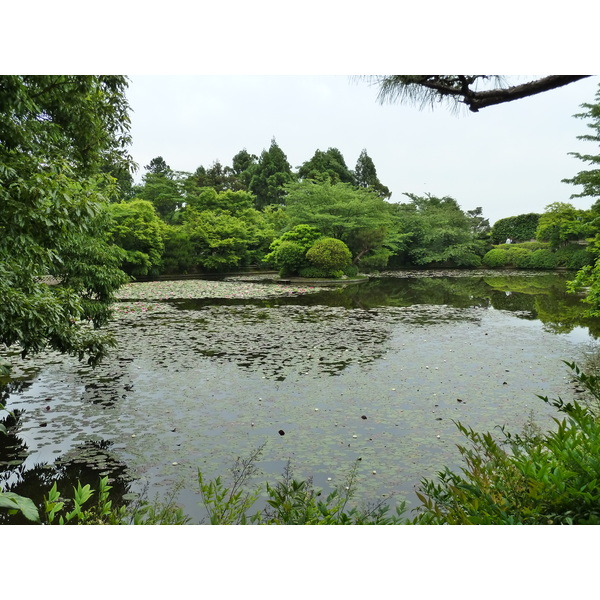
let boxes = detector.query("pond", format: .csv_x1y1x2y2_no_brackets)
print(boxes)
2,270,600,523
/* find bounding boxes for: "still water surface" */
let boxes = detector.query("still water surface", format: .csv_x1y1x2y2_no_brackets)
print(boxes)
2,271,599,522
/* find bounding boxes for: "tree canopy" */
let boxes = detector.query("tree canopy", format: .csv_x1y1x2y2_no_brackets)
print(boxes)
283,179,398,264
0,76,133,367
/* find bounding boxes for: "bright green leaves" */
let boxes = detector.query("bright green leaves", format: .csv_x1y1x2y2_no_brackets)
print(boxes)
0,76,132,367
0,491,40,523
283,180,398,266
394,193,487,268
107,199,165,278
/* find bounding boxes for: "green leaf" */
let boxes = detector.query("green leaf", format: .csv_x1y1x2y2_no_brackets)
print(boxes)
0,491,40,522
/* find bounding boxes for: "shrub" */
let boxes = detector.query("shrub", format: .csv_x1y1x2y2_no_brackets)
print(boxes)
268,241,308,277
554,244,594,269
482,248,509,267
305,237,352,276
413,362,600,525
526,249,558,269
506,246,533,267
343,264,359,277
297,266,329,278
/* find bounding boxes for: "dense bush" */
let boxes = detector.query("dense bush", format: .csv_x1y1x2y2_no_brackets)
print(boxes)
297,266,328,278
505,246,533,267
305,237,352,276
483,242,586,270
482,248,509,267
554,244,593,269
268,240,308,276
414,363,600,524
343,264,359,277
490,213,540,244
526,249,558,269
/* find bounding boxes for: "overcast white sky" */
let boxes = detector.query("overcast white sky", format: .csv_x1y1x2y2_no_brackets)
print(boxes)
125,75,600,224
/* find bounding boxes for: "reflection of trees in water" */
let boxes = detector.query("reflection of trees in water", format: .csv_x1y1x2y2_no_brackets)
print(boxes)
0,424,133,524
0,379,33,406
296,277,493,310
484,274,600,337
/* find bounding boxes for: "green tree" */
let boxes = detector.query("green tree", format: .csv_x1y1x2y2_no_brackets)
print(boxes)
231,148,258,189
298,147,355,185
536,202,595,248
283,180,400,265
562,84,600,201
354,149,391,199
248,138,295,209
188,160,242,192
396,194,487,267
144,156,171,176
0,75,131,366
137,168,185,223
107,199,165,277
184,187,255,215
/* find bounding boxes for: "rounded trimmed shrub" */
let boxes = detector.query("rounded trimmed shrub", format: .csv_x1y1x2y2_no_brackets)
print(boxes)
305,237,352,276
506,247,532,267
482,248,509,267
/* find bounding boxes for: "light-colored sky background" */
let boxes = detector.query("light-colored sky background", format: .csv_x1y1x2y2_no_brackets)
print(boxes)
125,75,600,224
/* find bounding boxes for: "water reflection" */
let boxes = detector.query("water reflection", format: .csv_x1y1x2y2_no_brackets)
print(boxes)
170,272,600,338
0,421,134,525
3,270,600,523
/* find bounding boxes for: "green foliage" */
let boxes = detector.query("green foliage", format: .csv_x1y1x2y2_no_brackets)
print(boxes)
0,76,132,366
187,160,243,193
484,242,588,270
198,444,265,524
107,199,165,277
262,461,406,525
197,447,407,525
554,244,593,269
0,491,40,523
160,224,196,274
185,187,255,215
41,475,189,525
284,180,399,265
414,362,600,524
248,138,295,209
267,241,308,277
176,205,275,272
305,237,352,276
505,246,534,268
0,403,41,522
490,213,540,244
137,167,185,222
536,202,595,248
396,194,487,267
562,83,600,201
298,147,355,185
263,224,323,275
297,266,329,278
527,249,558,269
354,148,391,199
482,248,509,267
